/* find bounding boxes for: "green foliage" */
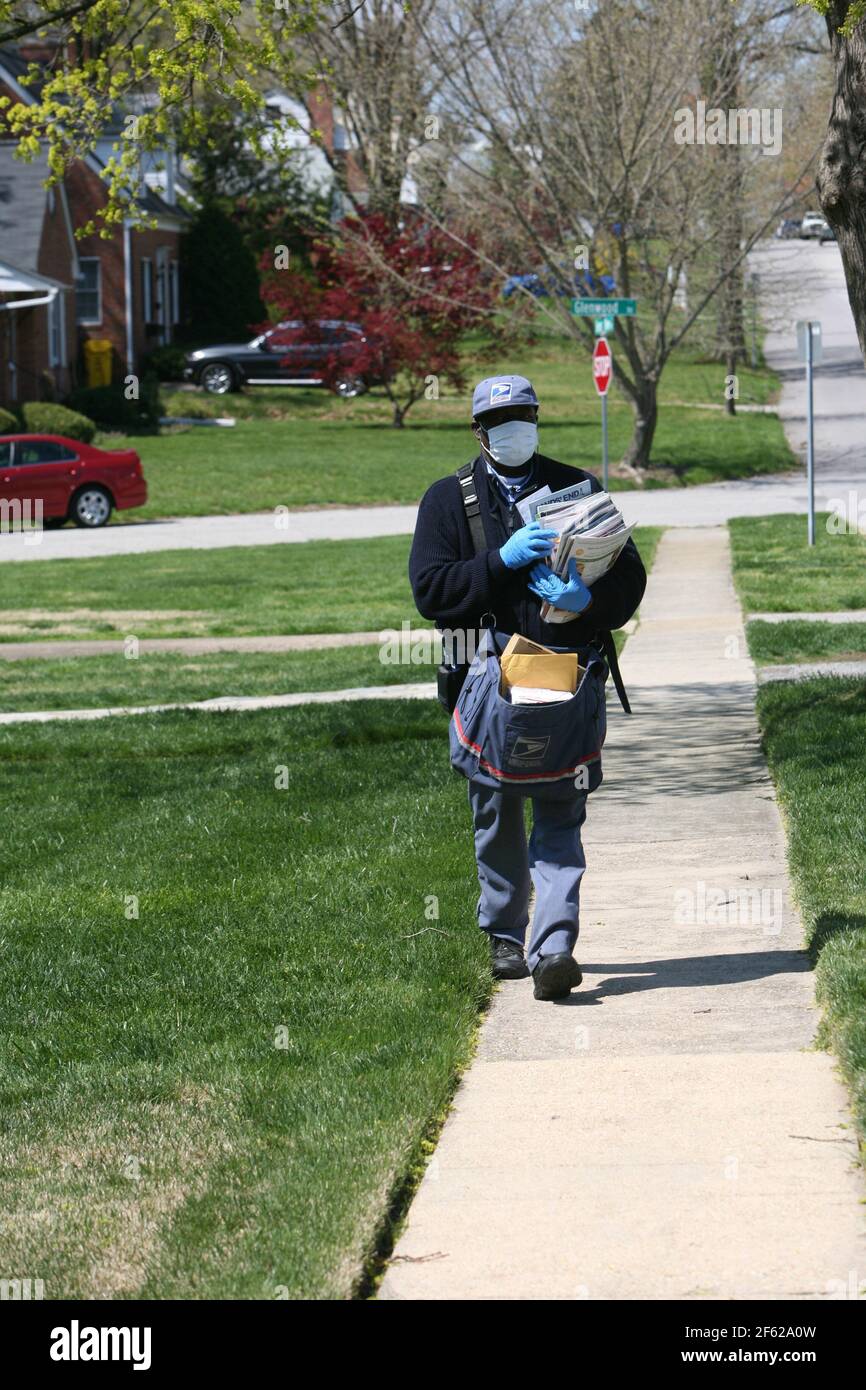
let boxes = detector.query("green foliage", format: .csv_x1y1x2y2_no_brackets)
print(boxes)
0,406,19,433
182,97,332,264
800,0,866,37
0,1,322,233
140,344,189,382
19,400,95,442
180,202,265,342
69,378,159,433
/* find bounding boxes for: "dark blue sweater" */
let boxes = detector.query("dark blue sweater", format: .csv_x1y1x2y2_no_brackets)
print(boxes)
408,452,647,651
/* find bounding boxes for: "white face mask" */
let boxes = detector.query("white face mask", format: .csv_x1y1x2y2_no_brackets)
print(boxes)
484,418,538,470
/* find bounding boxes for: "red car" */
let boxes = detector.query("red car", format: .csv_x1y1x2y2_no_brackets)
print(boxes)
0,434,147,528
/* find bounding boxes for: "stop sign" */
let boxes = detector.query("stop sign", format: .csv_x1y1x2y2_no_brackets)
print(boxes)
592,336,612,395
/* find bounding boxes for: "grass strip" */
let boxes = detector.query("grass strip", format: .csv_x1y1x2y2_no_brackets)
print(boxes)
730,514,866,614
757,679,866,1143
747,620,866,666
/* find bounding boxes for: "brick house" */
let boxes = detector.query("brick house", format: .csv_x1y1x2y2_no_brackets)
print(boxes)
0,42,187,410
0,142,79,405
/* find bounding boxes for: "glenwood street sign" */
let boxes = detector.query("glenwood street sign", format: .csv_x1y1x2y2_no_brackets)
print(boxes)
571,297,637,317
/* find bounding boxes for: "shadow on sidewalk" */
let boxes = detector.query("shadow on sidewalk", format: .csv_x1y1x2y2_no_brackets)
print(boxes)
554,948,810,1005
603,684,769,803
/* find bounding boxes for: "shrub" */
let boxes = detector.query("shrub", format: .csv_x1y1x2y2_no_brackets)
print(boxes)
19,401,95,442
69,376,160,433
0,406,20,433
141,344,189,382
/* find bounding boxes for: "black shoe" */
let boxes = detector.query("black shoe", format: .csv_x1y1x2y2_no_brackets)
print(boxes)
532,952,582,1000
490,935,530,980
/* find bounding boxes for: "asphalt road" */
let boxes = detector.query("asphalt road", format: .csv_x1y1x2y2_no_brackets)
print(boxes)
1,241,863,564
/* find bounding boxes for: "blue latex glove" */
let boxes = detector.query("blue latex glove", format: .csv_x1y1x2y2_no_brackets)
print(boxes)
499,520,559,570
528,557,593,613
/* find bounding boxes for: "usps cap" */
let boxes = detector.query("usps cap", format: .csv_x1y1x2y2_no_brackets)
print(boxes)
472,374,538,419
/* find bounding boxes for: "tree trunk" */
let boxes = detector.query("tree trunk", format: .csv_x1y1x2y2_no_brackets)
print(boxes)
620,382,659,471
707,7,746,376
725,348,738,416
817,4,866,365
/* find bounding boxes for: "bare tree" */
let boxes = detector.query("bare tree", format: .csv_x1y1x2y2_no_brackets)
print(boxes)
419,0,826,472
301,0,445,223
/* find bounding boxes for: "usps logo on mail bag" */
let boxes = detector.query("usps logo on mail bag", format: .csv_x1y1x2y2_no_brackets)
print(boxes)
489,381,513,406
508,734,551,767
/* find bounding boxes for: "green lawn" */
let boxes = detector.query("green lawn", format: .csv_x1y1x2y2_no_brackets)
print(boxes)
0,702,489,1299
730,514,866,614
0,527,661,646
0,622,640,714
757,679,866,1141
729,515,866,1143
0,645,432,713
747,620,866,666
0,537,418,643
88,337,792,519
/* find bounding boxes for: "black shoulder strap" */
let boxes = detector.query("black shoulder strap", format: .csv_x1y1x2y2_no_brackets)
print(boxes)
600,629,632,715
456,460,487,556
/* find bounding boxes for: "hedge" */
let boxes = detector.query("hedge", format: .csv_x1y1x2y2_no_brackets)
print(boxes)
19,401,96,442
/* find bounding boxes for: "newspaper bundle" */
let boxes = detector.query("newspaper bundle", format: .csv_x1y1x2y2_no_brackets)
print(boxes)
518,482,634,624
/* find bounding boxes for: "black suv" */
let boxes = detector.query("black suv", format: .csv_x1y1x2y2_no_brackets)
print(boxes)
183,319,385,396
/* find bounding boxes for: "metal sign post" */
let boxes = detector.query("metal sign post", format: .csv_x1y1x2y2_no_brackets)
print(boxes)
796,320,822,547
573,299,638,491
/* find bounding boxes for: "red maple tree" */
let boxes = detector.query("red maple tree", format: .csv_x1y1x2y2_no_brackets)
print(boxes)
260,213,492,427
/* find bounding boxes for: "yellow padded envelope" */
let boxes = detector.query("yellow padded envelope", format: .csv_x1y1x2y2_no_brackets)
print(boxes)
499,633,580,694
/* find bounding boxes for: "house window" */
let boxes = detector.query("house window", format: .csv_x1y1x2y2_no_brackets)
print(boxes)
75,258,101,325
141,258,153,323
169,260,180,325
48,290,66,367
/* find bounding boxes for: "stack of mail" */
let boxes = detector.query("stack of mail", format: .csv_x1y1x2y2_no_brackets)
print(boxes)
518,483,634,624
499,633,584,704
509,685,572,706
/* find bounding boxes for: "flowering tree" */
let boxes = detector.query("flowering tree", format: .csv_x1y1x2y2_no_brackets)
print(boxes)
261,213,492,427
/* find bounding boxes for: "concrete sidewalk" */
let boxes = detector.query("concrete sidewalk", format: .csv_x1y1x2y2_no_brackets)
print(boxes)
0,629,433,661
382,527,866,1301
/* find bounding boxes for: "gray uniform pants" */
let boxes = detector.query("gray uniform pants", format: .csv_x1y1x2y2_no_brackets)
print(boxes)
467,779,588,971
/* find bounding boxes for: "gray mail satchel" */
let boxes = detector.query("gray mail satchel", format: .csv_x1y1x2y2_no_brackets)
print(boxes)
449,627,608,800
